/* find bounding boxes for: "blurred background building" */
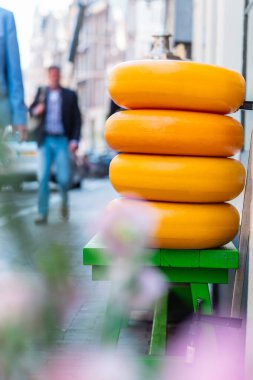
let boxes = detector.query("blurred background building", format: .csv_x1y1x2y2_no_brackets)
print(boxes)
25,4,74,102
23,0,253,154
25,0,193,154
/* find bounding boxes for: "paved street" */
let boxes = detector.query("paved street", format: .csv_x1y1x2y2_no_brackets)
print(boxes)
0,179,114,348
0,178,152,354
0,173,246,355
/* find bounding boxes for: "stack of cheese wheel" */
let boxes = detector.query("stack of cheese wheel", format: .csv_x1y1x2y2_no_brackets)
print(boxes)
104,60,246,249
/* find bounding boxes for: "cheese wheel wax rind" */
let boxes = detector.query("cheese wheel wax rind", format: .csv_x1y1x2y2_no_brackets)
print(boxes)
110,154,246,203
109,60,245,114
107,198,240,249
105,110,244,157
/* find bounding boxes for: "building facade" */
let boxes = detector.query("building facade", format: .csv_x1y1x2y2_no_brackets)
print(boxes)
191,0,253,151
71,0,193,153
72,2,124,153
26,0,193,153
26,5,75,104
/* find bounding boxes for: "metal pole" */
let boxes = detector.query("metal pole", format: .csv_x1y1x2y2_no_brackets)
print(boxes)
245,0,253,14
241,0,249,133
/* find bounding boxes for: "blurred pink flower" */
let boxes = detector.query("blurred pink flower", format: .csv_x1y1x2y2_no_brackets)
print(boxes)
108,265,167,313
47,277,80,325
160,324,244,380
0,270,44,328
36,349,140,380
98,198,158,258
131,268,168,309
108,259,136,285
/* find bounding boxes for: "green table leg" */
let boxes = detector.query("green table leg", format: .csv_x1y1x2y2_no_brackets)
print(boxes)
190,283,217,355
101,286,124,346
101,306,124,346
149,293,168,356
190,283,212,314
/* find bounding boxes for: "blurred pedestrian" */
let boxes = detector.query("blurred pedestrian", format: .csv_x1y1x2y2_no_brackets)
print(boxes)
0,7,27,140
29,66,81,225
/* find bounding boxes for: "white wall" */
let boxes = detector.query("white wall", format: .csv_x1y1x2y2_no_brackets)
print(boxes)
192,0,244,71
192,0,206,62
216,0,244,72
192,0,253,150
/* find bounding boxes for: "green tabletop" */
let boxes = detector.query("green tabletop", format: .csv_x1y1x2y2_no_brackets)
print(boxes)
83,235,239,269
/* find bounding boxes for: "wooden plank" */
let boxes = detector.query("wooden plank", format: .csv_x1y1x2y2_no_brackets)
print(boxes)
149,293,168,355
160,268,228,284
83,234,161,266
231,134,252,318
159,244,238,269
200,243,239,269
84,247,111,266
83,234,110,265
85,248,161,266
85,236,238,269
161,249,200,268
93,266,229,284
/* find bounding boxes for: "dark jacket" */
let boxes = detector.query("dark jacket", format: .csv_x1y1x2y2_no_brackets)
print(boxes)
106,98,124,119
29,86,82,146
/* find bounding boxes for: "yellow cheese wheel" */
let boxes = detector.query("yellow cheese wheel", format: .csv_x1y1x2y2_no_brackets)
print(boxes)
109,60,245,114
110,154,245,203
107,198,240,249
105,110,244,157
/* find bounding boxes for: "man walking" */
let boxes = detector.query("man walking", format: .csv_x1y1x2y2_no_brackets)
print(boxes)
30,66,81,225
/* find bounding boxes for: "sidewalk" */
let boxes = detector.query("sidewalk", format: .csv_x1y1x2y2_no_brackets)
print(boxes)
61,169,247,353
54,179,152,354
1,170,247,355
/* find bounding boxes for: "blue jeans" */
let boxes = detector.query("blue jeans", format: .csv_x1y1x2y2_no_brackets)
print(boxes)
37,136,70,216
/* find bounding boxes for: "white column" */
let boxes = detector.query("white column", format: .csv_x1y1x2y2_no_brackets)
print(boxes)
192,0,244,70
192,0,206,62
215,0,244,72
204,0,217,64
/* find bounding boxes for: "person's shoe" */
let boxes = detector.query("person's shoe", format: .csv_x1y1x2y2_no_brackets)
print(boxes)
61,205,69,220
34,214,48,225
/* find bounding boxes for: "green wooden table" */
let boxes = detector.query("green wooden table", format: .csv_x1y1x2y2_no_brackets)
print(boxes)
83,235,239,355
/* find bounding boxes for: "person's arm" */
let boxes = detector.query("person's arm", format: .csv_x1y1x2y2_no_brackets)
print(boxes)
29,88,45,117
69,91,82,152
5,11,27,138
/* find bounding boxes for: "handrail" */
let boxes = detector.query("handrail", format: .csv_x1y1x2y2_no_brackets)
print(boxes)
240,101,253,111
